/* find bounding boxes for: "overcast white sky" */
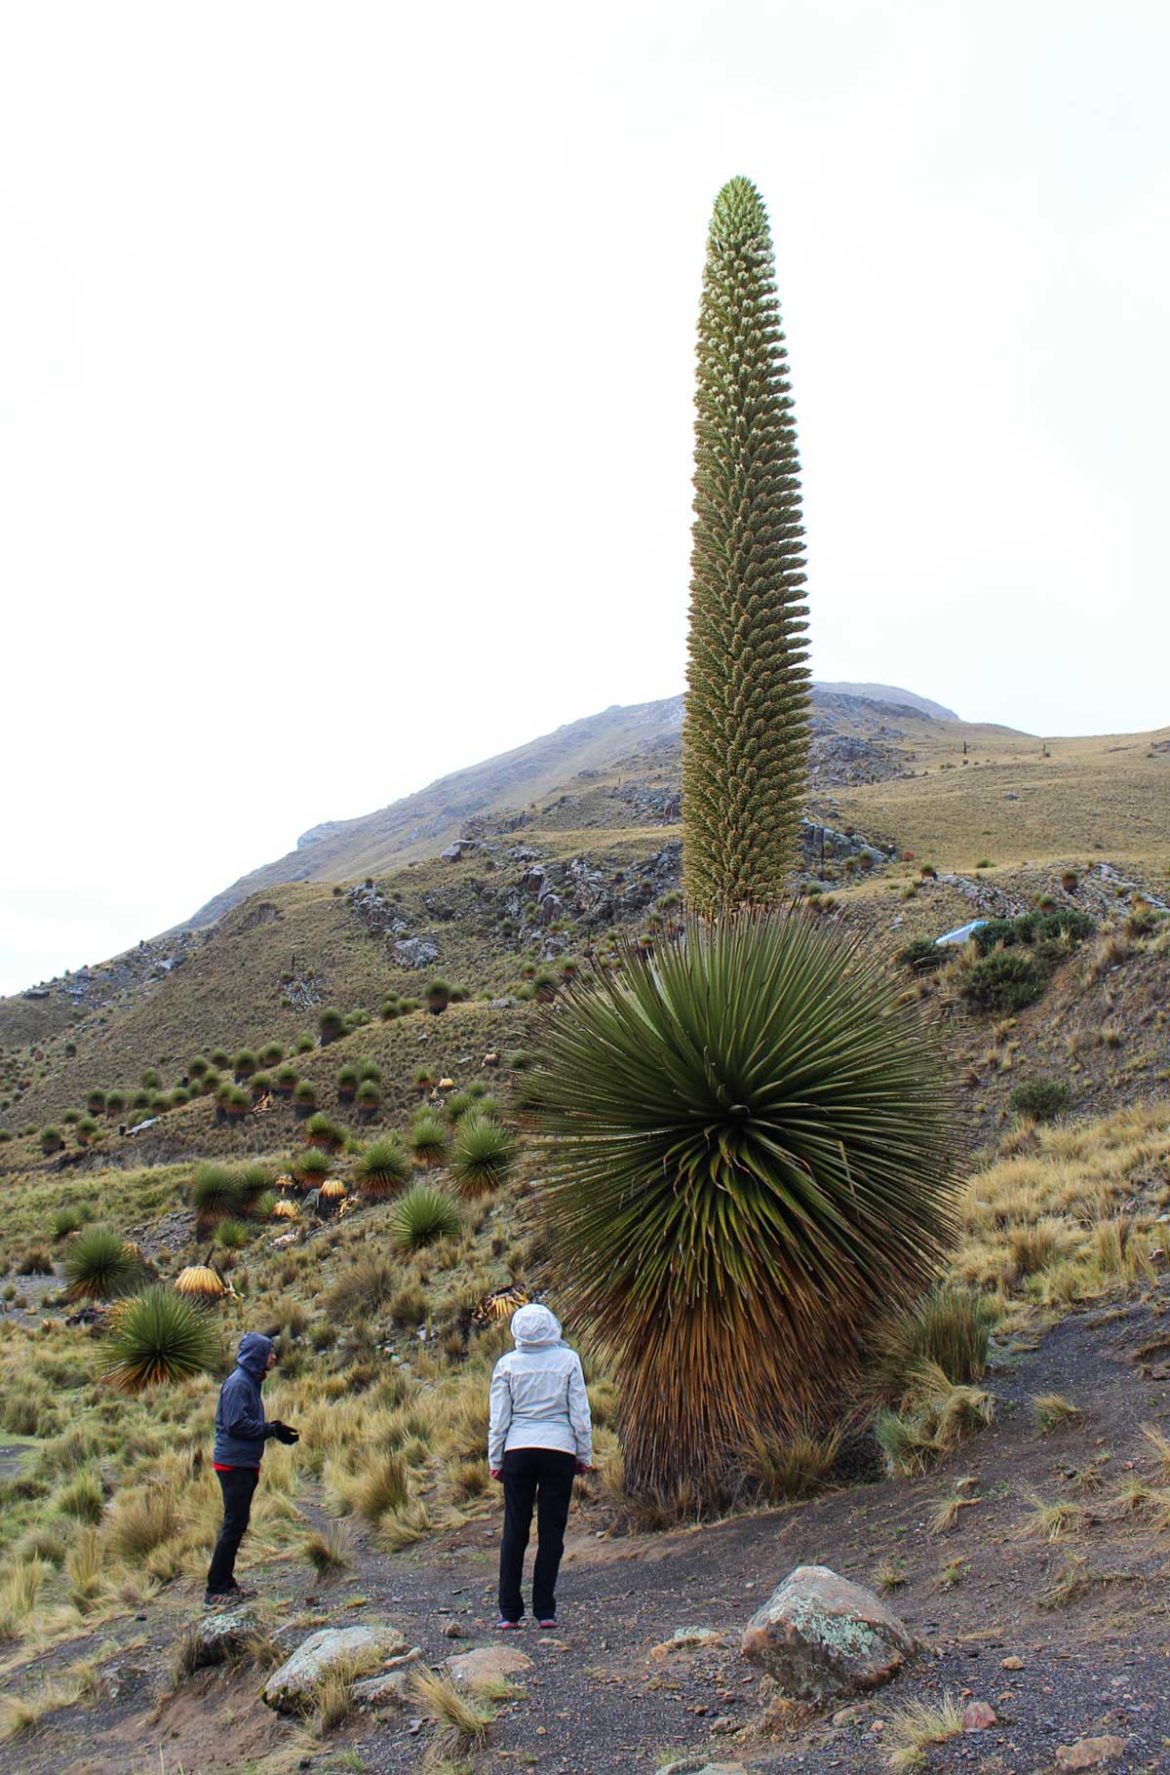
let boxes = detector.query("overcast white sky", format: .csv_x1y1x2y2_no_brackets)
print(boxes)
1,1,1167,996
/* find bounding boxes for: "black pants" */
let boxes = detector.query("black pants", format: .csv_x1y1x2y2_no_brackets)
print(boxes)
206,1466,259,1595
498,1447,577,1623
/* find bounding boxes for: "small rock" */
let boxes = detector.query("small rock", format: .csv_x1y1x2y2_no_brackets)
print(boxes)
832,1704,865,1725
962,1701,997,1731
264,1623,411,1713
650,1626,723,1658
1055,1738,1128,1770
1001,1655,1024,1670
741,1565,917,1702
189,1603,262,1669
352,1653,422,1709
445,1645,533,1692
441,1620,465,1639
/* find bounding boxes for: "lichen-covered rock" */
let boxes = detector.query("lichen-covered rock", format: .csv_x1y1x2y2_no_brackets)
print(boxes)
444,1644,532,1692
741,1565,916,1701
352,1651,422,1709
263,1622,410,1712
190,1603,262,1669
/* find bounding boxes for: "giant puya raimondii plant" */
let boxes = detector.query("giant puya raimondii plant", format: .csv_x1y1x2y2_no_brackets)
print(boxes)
683,175,811,913
531,178,956,1507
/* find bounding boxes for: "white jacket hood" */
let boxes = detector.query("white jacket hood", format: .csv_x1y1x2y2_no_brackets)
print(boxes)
510,1303,563,1348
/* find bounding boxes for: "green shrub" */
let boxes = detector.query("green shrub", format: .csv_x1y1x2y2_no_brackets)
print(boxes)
353,1135,412,1200
291,1148,331,1184
85,1090,107,1114
103,1287,222,1393
336,1065,359,1103
209,1049,231,1071
425,979,452,1015
188,1057,209,1080
971,908,1095,956
389,1185,461,1252
897,938,947,974
959,949,1048,1013
358,1061,382,1084
259,1042,284,1067
233,1050,257,1081
409,1112,449,1167
305,1112,346,1151
1008,1078,1072,1123
318,1009,347,1046
76,1116,100,1146
141,1068,162,1091
293,1080,318,1117
355,1080,382,1117
62,1108,81,1126
51,1207,84,1239
274,1065,299,1098
295,1033,314,1054
40,1126,65,1156
63,1227,144,1301
214,1219,250,1250
451,1117,515,1196
192,1163,247,1228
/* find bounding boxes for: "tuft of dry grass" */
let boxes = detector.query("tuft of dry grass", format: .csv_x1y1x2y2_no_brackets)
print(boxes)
882,1691,964,1770
410,1666,492,1757
303,1522,354,1579
742,1422,844,1503
1017,1493,1088,1542
1031,1393,1082,1434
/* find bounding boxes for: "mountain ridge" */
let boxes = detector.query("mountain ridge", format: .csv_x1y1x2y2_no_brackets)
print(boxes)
187,682,965,927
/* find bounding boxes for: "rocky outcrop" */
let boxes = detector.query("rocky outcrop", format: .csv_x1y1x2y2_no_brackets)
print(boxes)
263,1622,411,1712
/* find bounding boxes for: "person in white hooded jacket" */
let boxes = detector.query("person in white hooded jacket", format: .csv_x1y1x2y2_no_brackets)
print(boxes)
488,1303,592,1628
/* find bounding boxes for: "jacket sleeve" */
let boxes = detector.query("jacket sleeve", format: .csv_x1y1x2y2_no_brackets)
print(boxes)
488,1361,512,1469
567,1355,593,1466
220,1372,272,1443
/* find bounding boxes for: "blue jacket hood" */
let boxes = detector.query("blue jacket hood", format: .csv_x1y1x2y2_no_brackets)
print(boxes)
237,1332,273,1378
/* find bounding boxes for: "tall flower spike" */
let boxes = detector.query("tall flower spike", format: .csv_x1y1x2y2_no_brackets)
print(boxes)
683,177,810,914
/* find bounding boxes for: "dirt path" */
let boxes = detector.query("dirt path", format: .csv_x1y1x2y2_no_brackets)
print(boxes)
7,1296,1170,1775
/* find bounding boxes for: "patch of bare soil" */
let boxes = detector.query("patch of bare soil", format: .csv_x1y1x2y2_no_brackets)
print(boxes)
6,1296,1170,1775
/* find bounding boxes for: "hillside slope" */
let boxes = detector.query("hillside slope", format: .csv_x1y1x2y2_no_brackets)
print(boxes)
185,683,954,926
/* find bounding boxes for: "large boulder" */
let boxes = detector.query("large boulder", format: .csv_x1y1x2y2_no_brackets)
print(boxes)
741,1565,916,1702
263,1622,411,1713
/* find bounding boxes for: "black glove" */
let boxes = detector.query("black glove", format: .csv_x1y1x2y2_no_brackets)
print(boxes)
269,1421,300,1445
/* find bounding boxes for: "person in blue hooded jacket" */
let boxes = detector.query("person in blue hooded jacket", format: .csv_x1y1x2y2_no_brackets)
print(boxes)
205,1332,299,1606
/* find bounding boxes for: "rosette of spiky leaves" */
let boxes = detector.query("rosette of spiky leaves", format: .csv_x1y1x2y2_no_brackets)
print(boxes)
409,1111,450,1168
192,1163,247,1231
353,1135,412,1201
682,177,811,913
451,1116,515,1197
389,1184,462,1253
528,908,957,1506
63,1227,145,1302
102,1286,222,1392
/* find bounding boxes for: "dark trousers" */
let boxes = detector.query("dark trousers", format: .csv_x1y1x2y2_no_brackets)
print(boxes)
206,1466,259,1594
498,1447,577,1622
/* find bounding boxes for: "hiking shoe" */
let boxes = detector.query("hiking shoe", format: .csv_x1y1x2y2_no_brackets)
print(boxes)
538,1619,557,1629
225,1584,257,1600
495,1618,521,1630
